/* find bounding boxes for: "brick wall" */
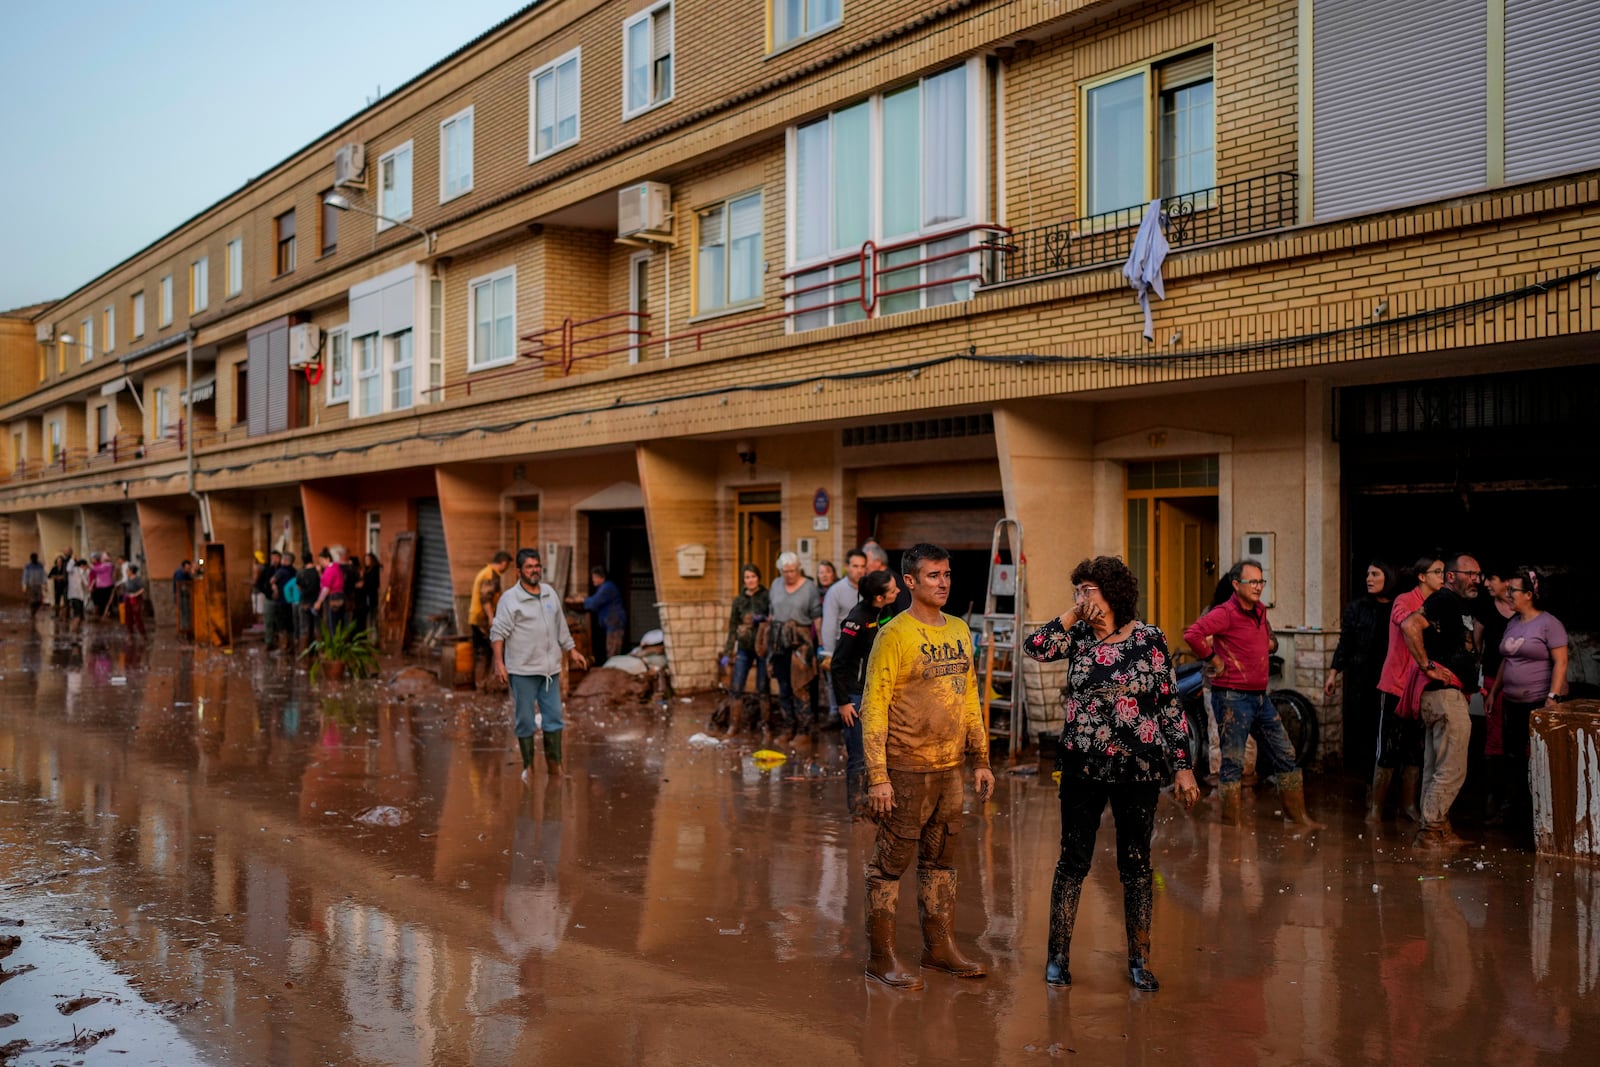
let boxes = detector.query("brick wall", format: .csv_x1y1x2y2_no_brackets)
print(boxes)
656,599,727,690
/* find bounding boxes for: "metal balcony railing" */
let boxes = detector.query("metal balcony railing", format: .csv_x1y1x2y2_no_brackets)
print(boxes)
0,418,218,486
993,172,1298,284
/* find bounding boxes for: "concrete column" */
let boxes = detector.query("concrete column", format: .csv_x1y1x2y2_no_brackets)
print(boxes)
436,463,507,628
637,440,722,690
37,510,78,561
135,497,196,628
300,481,362,559
1303,377,1343,763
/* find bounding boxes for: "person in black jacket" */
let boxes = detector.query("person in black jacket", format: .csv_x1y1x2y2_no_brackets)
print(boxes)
1323,559,1395,786
829,569,901,817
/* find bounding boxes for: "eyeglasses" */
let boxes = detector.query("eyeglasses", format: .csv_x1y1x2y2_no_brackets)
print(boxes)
1424,568,1445,575
1072,585,1100,600
1234,578,1266,587
1453,569,1482,578
1507,586,1531,595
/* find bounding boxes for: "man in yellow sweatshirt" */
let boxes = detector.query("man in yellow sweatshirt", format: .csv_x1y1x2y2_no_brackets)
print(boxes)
860,542,994,988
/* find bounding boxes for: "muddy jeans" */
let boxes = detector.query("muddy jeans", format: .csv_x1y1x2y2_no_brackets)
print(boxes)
1419,687,1471,830
867,769,964,883
1213,688,1299,785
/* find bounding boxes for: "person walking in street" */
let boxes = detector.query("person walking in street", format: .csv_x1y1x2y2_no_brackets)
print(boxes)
769,552,822,741
582,565,628,662
470,551,513,687
22,553,46,618
830,568,900,817
1370,556,1443,822
49,554,70,619
1183,560,1320,828
1401,553,1483,849
67,558,92,634
723,564,772,733
1024,556,1199,991
860,542,993,989
122,565,148,638
1324,560,1396,782
265,553,297,651
253,550,280,628
492,549,588,781
1487,567,1567,847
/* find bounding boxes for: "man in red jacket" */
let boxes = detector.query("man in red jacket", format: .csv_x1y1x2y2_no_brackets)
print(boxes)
1183,560,1320,828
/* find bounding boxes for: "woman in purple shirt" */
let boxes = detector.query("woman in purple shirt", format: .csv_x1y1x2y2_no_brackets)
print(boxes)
1487,566,1568,845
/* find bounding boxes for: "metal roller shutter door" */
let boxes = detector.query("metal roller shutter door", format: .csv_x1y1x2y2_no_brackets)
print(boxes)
410,499,456,635
1505,0,1600,183
873,500,1006,552
1313,0,1486,220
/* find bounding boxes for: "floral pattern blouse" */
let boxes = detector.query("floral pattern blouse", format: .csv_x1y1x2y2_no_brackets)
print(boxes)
1023,617,1192,783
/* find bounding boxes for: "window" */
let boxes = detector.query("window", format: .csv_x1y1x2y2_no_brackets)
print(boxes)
355,333,381,417
366,511,382,557
132,291,145,339
772,0,841,49
378,142,414,226
159,276,173,326
530,49,581,159
154,388,172,439
468,267,517,370
190,257,209,313
428,277,443,400
387,330,413,410
102,306,115,352
788,61,981,329
696,192,763,314
48,420,62,463
623,2,673,117
276,211,296,274
440,107,474,201
326,328,350,404
80,318,94,363
320,192,339,255
1083,49,1213,217
95,405,111,452
234,364,248,425
226,239,243,296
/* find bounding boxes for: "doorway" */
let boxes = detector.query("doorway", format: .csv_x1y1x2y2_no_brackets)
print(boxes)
735,487,782,586
1125,458,1220,649
629,253,651,364
859,493,1006,621
586,508,658,645
509,495,540,554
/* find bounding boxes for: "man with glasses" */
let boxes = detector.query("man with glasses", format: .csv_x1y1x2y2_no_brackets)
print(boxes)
1401,553,1483,849
1184,560,1320,828
492,549,589,781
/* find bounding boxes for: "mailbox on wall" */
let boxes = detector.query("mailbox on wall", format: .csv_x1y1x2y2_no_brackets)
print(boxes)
677,543,707,578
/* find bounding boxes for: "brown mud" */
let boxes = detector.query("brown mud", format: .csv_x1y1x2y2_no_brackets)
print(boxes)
1,608,1597,1064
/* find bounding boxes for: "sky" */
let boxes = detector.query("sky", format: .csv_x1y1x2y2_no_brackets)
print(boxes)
0,1,531,312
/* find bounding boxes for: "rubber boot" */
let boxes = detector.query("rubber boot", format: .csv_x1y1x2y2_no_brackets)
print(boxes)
917,868,986,978
1045,863,1082,987
542,729,564,776
1366,765,1394,823
865,878,924,989
1277,770,1324,829
1399,766,1423,823
517,734,537,771
1219,781,1242,826
1124,875,1160,992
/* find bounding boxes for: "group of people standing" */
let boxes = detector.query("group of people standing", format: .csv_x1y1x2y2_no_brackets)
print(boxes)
253,545,382,651
24,548,149,638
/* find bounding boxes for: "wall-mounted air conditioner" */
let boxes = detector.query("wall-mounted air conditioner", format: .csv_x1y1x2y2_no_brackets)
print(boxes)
618,182,672,239
289,323,323,368
334,143,367,188
36,322,54,342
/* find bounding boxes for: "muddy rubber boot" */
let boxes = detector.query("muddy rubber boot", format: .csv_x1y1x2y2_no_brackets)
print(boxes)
1219,781,1242,826
865,879,924,989
517,734,537,773
1045,864,1082,987
1278,770,1324,829
1124,875,1160,992
1400,767,1423,823
542,729,564,776
1366,766,1394,823
917,868,986,978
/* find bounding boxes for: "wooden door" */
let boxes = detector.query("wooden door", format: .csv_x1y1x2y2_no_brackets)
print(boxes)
512,498,539,556
382,532,417,652
195,542,231,647
1155,496,1219,643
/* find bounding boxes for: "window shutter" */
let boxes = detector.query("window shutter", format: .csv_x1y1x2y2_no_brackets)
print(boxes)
557,59,578,126
267,326,290,434
653,6,673,60
1158,50,1212,91
246,334,269,437
1313,0,1487,220
729,195,761,243
1504,0,1600,183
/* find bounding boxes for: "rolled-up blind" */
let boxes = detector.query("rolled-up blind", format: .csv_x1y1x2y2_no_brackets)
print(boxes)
1504,0,1600,183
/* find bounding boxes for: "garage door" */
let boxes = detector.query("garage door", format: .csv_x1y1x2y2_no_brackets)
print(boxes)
410,498,456,637
869,495,1005,552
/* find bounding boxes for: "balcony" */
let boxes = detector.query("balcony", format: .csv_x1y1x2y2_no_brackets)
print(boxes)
993,172,1299,285
0,419,215,487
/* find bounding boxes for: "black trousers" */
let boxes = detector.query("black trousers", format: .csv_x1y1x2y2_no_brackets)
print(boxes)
1057,776,1160,885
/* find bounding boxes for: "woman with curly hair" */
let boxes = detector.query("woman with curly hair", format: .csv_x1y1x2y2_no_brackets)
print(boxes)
1024,556,1199,992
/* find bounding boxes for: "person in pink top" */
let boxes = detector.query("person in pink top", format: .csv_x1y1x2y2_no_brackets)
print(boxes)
1183,559,1318,829
89,552,116,618
312,546,350,631
1369,556,1443,823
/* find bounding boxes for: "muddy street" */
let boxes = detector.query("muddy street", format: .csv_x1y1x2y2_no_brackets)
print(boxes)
0,612,1596,1066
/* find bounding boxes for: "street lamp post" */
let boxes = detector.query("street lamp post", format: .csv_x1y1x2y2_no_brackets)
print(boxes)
323,192,437,254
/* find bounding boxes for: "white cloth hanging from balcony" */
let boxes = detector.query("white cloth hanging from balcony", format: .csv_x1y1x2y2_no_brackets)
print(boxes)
1123,199,1169,341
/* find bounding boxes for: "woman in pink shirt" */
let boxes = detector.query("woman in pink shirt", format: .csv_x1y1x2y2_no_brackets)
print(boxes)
312,546,349,631
1369,556,1443,823
89,553,117,618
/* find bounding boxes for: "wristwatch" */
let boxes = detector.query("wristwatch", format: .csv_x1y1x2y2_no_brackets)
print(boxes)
1548,692,1564,703
1421,662,1435,672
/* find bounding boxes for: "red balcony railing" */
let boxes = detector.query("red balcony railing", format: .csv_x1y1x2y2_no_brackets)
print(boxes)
0,418,219,486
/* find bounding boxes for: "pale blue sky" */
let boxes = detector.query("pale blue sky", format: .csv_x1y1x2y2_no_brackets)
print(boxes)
0,1,530,312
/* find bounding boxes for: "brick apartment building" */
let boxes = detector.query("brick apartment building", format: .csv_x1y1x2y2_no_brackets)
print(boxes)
3,0,1597,758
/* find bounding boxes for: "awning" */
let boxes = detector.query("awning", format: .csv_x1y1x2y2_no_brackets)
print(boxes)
181,374,215,404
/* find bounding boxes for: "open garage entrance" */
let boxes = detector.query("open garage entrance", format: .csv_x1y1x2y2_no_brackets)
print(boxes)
858,494,1006,620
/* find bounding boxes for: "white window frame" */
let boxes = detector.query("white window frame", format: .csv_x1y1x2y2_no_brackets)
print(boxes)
386,329,414,411
190,257,209,313
80,318,94,363
771,0,843,52
439,106,475,203
355,333,381,417
377,141,415,228
326,326,350,404
784,58,987,330
467,266,518,372
226,238,243,296
529,48,583,161
47,420,62,462
154,387,171,439
622,1,674,119
131,291,145,339
102,305,115,352
694,190,764,316
159,276,173,326
365,511,382,557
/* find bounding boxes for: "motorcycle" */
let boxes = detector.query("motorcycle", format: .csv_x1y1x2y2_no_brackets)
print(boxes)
1173,655,1319,778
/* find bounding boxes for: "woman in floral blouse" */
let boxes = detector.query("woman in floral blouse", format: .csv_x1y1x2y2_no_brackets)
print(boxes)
1024,556,1199,992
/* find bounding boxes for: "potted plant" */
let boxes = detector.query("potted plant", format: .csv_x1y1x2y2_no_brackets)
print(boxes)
301,620,379,683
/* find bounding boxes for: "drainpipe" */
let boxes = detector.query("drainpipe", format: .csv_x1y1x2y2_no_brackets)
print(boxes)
184,328,211,539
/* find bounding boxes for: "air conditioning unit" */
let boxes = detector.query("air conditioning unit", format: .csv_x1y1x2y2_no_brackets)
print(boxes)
334,143,367,188
618,182,672,238
36,322,54,342
289,323,323,368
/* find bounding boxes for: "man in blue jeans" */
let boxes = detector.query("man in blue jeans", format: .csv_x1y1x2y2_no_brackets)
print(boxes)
1183,560,1320,829
492,549,588,781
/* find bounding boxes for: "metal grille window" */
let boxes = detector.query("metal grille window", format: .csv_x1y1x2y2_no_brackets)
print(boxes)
530,49,581,159
624,2,673,117
841,413,993,447
1337,370,1597,439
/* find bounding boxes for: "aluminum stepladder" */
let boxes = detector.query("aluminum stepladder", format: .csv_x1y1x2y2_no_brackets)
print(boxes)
979,518,1026,759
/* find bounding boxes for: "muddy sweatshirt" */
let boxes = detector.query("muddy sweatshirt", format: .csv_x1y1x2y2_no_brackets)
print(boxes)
860,610,988,787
